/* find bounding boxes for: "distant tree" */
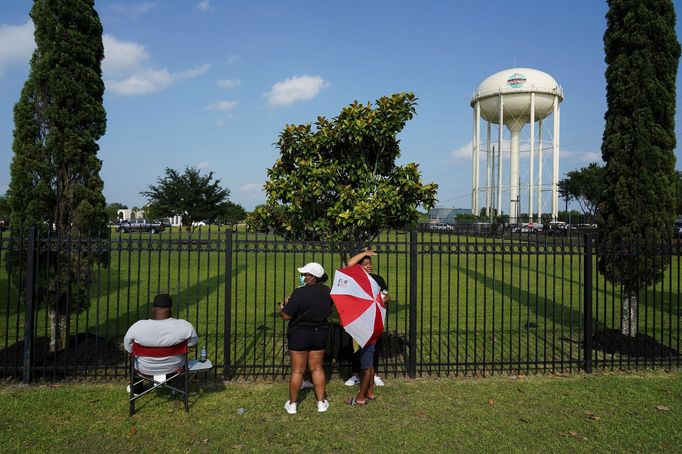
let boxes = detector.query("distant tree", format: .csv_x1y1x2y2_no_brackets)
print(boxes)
676,170,682,215
0,193,9,221
141,166,233,231
215,202,246,225
598,0,680,337
7,0,108,351
248,93,438,242
557,162,606,221
455,213,477,223
106,202,128,223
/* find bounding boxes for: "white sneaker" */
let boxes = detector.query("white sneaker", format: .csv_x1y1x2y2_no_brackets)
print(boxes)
317,399,329,413
284,400,297,414
126,385,141,397
373,375,385,386
300,379,314,390
344,375,360,386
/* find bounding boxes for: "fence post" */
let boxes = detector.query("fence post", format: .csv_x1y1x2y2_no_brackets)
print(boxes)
583,233,593,374
22,227,37,385
223,228,233,379
408,230,417,378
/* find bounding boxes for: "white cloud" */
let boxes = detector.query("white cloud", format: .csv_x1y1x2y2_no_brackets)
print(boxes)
0,20,35,75
264,75,329,108
226,54,240,65
216,119,225,127
196,1,214,12
106,62,209,96
205,100,238,111
102,34,149,76
239,183,263,194
217,78,242,89
560,149,601,162
176,64,211,79
451,142,473,160
111,2,155,16
196,161,211,170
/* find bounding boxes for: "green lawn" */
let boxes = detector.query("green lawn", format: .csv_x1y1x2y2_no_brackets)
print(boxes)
0,371,680,453
0,229,680,378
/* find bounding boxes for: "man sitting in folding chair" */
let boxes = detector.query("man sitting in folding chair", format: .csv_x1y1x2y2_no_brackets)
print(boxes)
124,293,199,416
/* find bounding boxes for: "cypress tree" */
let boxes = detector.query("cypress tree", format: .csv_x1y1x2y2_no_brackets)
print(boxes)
598,0,680,336
8,0,108,350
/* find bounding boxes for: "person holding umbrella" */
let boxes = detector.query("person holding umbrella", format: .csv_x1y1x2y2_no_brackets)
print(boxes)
330,250,388,406
344,249,390,390
279,262,332,414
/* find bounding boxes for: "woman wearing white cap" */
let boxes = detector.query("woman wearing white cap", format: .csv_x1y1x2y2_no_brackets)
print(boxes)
279,262,332,414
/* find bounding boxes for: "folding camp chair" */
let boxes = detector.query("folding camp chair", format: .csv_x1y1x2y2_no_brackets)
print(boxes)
129,340,189,416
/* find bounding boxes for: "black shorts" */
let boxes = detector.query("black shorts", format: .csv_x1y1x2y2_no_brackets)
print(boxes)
288,327,328,351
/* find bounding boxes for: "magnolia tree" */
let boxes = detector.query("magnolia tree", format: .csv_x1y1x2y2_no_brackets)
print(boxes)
248,93,438,243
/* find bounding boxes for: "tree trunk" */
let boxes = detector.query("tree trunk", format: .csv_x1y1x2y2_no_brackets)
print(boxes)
621,291,638,337
48,308,69,352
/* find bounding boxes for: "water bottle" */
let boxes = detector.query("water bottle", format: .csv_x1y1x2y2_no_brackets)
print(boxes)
200,345,207,362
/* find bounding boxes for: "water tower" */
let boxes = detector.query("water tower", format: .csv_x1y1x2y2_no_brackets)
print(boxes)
470,68,563,223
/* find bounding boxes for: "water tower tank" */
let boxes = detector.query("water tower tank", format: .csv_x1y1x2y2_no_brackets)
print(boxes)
470,68,563,223
474,68,561,126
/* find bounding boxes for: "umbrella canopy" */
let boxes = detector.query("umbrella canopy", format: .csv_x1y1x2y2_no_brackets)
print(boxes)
330,264,386,348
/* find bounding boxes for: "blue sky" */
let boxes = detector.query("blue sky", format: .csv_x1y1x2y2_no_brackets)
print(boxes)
0,0,681,212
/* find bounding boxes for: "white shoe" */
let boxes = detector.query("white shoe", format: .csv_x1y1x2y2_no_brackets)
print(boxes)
126,385,141,397
317,399,329,412
284,400,297,414
344,375,360,386
374,375,385,386
300,379,314,390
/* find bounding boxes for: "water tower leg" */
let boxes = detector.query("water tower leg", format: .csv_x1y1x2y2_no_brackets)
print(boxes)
509,126,522,224
472,102,480,215
552,96,560,221
538,119,543,221
486,121,492,217
529,93,535,223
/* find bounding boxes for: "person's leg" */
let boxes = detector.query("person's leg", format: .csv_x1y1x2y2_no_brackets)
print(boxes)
351,343,375,404
356,366,373,403
288,350,308,403
307,349,327,402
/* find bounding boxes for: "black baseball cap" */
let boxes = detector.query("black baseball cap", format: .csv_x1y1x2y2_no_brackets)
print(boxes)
152,293,173,308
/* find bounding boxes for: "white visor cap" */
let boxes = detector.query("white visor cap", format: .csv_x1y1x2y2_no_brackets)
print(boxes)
297,262,324,278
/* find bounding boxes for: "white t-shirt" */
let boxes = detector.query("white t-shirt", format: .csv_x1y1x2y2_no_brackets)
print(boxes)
123,318,199,375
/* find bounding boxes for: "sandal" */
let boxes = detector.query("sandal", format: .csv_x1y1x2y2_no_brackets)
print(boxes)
345,396,366,406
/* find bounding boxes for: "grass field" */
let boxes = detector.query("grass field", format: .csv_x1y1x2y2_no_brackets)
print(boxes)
0,371,680,453
0,228,680,378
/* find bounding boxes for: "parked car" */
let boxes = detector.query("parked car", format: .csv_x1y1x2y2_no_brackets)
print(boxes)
675,219,682,238
0,219,8,233
510,222,541,233
547,221,569,236
115,219,165,234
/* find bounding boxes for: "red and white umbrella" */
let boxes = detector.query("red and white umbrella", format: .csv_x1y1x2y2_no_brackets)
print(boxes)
330,264,386,348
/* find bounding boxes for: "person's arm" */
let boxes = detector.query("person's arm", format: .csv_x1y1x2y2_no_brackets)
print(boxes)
346,249,377,267
279,303,293,320
279,293,296,321
186,325,199,347
123,327,134,352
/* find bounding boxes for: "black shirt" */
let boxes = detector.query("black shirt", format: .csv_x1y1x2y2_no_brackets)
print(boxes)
370,273,387,292
282,283,332,335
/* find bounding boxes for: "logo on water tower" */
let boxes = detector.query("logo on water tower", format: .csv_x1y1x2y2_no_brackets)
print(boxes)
507,73,527,88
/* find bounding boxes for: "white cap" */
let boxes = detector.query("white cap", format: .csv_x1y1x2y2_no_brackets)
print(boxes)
297,262,325,278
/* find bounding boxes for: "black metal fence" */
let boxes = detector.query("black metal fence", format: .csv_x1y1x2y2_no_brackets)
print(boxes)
0,227,679,382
